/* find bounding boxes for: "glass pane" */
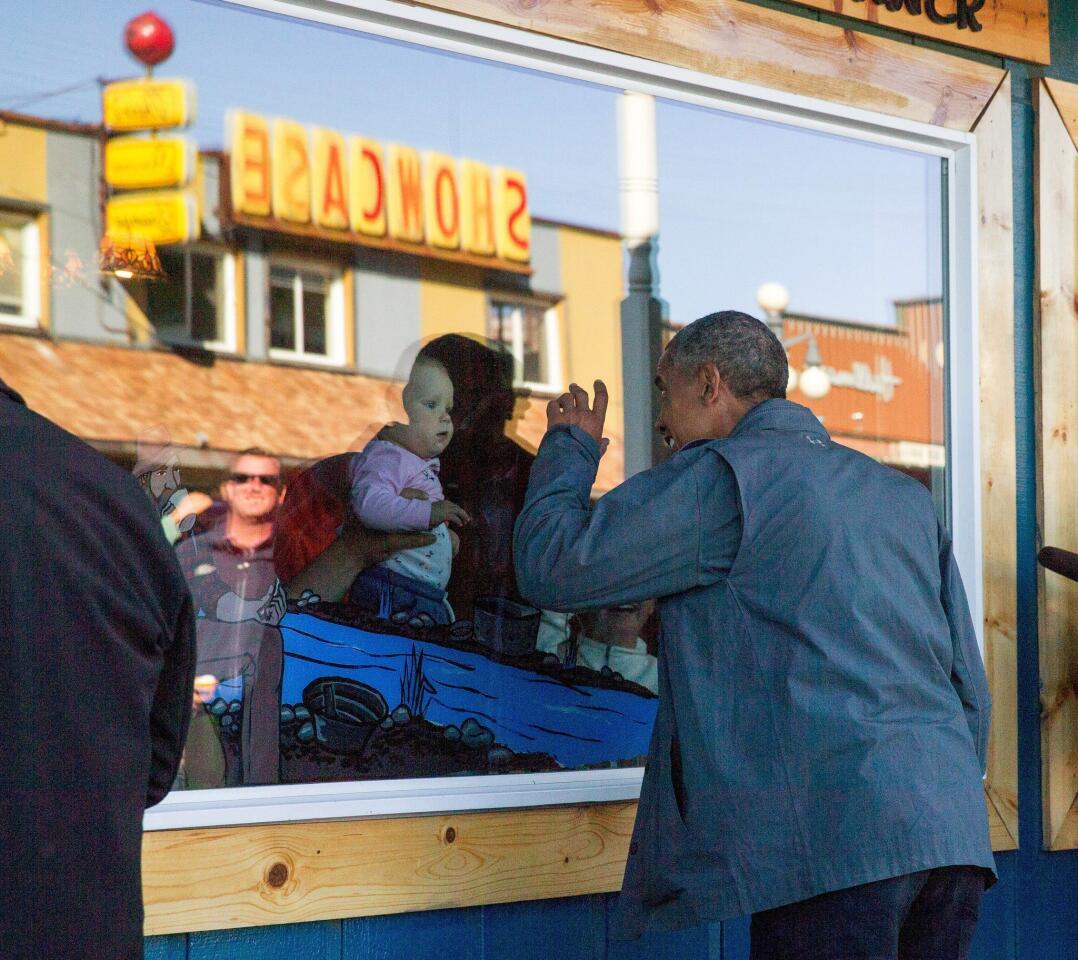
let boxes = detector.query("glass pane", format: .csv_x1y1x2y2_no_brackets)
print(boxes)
189,252,221,343
519,305,549,384
147,250,188,336
301,274,327,355
0,214,26,314
269,269,296,351
0,0,947,802
486,302,511,348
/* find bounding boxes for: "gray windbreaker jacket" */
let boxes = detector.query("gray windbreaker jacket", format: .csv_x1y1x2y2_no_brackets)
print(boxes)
513,399,994,938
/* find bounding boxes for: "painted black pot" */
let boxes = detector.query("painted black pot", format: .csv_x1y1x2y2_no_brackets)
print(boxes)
473,596,540,658
302,677,389,754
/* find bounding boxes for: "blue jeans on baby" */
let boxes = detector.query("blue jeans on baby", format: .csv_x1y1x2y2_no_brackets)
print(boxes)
349,565,452,625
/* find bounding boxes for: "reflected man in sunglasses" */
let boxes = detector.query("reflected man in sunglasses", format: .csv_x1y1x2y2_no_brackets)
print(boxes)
176,448,287,787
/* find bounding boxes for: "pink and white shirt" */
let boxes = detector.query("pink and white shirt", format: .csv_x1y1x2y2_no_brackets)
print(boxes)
348,437,453,591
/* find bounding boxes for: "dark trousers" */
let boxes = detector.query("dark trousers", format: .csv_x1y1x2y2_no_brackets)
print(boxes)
750,866,986,960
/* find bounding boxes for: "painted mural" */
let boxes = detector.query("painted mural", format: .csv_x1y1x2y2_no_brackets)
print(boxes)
170,335,659,791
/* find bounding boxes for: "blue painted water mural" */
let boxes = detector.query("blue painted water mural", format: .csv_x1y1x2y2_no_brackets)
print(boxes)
278,612,657,768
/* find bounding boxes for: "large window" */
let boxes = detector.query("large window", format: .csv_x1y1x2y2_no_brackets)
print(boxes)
147,247,236,350
0,0,978,830
268,262,345,365
0,211,41,328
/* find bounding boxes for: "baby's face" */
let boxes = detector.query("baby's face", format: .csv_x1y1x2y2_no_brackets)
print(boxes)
403,362,455,459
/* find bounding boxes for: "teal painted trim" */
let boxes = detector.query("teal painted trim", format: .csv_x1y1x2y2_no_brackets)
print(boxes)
145,934,186,960
188,920,341,959
483,897,606,960
343,905,483,960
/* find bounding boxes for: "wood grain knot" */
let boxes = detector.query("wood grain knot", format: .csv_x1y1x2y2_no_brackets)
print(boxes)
266,862,289,888
442,826,457,844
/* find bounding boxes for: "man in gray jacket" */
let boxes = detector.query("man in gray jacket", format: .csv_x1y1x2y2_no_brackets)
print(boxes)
513,311,994,958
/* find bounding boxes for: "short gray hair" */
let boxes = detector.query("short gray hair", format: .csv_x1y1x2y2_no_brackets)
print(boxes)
663,310,788,403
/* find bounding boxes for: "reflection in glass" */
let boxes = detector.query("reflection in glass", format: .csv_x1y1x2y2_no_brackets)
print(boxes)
149,248,226,343
270,266,332,359
657,99,946,510
488,299,557,388
302,276,327,355
0,0,949,796
0,211,37,323
269,268,295,351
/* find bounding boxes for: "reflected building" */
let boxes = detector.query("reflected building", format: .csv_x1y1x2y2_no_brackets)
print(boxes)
783,301,947,492
0,109,627,495
664,299,947,502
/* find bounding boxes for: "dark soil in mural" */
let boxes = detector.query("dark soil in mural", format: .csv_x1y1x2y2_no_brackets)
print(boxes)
278,703,561,782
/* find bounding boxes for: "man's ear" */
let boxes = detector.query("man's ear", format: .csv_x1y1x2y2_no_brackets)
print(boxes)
698,363,722,404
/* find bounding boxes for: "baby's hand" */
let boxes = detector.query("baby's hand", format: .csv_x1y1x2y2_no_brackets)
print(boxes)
429,499,471,529
448,528,460,557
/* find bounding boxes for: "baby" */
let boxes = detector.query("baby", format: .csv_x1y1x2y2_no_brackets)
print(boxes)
347,357,469,626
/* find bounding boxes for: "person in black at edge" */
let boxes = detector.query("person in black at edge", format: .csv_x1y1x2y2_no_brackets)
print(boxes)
0,378,196,960
417,334,535,620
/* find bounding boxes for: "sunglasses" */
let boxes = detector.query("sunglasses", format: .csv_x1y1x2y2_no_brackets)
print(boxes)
228,472,281,487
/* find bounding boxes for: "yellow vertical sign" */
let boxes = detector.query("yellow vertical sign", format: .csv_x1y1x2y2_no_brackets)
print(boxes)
102,78,195,131
105,137,194,190
106,191,199,246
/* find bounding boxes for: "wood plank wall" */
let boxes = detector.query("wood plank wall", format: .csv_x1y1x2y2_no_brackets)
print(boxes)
1034,78,1078,851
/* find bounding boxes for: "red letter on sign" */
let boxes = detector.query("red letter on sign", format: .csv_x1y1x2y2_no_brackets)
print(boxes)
316,131,348,230
363,148,384,221
388,145,424,243
495,168,530,262
436,169,459,238
507,179,528,251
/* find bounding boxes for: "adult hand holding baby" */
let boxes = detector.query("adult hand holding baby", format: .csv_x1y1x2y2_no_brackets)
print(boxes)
547,380,610,456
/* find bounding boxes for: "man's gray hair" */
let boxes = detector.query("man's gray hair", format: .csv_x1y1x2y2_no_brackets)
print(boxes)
663,310,788,403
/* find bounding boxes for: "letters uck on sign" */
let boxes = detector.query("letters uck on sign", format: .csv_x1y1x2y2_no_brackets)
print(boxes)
851,0,986,33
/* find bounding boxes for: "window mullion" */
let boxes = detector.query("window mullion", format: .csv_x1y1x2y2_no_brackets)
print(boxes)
294,272,303,355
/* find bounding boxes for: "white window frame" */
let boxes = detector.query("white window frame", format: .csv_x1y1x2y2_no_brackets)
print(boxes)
488,298,563,394
151,245,239,353
267,257,347,366
147,0,981,832
0,211,41,329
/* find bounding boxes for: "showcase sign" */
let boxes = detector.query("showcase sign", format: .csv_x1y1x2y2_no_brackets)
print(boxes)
228,110,531,263
102,78,195,131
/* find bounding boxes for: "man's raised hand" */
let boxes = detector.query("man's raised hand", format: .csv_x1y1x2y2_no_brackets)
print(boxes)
547,380,610,456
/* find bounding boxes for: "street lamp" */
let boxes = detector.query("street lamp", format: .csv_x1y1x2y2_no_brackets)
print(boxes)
756,282,831,400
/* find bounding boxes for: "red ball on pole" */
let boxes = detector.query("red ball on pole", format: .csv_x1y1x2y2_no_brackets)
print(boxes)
124,11,175,67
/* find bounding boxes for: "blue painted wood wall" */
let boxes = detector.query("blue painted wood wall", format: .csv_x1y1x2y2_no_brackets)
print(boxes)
147,1,1078,956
